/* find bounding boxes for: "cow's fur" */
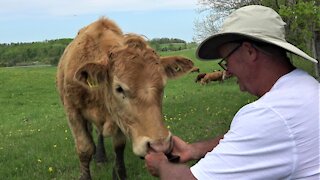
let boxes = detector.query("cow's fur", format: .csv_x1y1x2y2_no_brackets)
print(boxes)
200,70,230,84
190,66,200,73
56,17,194,180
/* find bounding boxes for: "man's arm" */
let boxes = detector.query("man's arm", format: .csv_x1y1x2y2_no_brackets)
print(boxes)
145,135,224,179
186,135,224,160
145,152,196,179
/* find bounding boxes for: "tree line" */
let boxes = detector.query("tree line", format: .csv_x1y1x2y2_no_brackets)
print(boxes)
0,38,192,67
0,39,71,67
148,38,189,52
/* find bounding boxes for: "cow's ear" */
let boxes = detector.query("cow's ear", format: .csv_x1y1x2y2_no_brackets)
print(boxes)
74,61,109,88
160,56,194,79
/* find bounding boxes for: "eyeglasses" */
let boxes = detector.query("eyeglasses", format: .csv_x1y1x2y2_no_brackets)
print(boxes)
218,44,242,70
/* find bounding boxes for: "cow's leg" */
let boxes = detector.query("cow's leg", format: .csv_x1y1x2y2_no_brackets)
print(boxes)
112,128,127,180
67,111,95,180
94,133,107,164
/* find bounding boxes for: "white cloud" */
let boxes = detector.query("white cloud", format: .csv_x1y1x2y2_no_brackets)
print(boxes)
0,0,197,16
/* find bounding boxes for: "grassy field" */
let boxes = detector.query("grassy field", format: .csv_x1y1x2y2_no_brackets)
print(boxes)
1,48,315,179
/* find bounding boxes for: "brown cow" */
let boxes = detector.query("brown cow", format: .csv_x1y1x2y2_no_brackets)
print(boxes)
195,73,206,82
200,70,230,84
56,17,193,180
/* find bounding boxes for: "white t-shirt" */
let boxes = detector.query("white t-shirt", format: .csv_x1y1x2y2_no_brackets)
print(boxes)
191,69,320,179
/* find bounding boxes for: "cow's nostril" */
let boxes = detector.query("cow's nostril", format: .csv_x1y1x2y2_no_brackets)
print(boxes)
146,141,153,152
165,153,180,163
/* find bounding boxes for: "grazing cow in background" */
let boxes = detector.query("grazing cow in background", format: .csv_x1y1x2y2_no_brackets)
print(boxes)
56,17,194,180
200,70,230,84
195,73,207,82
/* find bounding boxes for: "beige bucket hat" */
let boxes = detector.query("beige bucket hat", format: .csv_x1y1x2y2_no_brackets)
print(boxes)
196,5,318,63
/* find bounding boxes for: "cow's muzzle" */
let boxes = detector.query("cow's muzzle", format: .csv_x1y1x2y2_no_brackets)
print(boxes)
140,136,180,163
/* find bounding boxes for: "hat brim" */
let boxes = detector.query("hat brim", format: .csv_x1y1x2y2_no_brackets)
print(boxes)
196,32,318,63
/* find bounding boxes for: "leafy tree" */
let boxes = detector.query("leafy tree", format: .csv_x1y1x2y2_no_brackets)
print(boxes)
279,1,320,76
193,0,260,42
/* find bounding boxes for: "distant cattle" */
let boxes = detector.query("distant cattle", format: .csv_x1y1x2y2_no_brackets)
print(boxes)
56,17,194,180
195,73,207,82
200,70,230,84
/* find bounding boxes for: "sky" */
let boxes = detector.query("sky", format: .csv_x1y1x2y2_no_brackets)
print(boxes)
0,0,200,43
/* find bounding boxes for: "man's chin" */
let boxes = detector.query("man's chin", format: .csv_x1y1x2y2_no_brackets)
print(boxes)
237,81,246,92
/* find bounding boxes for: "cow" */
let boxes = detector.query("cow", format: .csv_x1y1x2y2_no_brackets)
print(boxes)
56,17,194,180
200,70,230,84
195,73,206,82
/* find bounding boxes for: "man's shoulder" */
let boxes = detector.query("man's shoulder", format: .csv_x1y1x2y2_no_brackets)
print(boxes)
256,69,319,108
273,69,319,91
232,103,285,131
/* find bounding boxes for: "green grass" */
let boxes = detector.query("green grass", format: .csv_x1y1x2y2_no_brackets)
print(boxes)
2,48,315,179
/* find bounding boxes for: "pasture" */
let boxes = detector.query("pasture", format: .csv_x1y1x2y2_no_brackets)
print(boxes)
3,47,314,179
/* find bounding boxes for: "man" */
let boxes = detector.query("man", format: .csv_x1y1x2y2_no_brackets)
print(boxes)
145,5,319,179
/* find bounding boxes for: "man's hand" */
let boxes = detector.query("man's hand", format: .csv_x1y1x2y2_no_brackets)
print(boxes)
171,136,193,163
145,150,197,180
145,152,168,177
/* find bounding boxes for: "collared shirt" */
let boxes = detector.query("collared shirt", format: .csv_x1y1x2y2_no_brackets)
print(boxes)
191,69,320,179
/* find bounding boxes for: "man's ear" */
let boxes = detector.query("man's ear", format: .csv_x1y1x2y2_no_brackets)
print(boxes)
160,56,194,79
243,42,258,62
74,61,109,89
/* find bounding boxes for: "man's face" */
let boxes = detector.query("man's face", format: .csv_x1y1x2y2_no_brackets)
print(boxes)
218,42,256,94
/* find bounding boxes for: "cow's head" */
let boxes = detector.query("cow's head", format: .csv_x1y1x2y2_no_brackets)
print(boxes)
74,35,193,157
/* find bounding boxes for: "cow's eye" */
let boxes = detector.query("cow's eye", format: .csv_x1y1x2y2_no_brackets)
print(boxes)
115,86,126,99
116,86,124,94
